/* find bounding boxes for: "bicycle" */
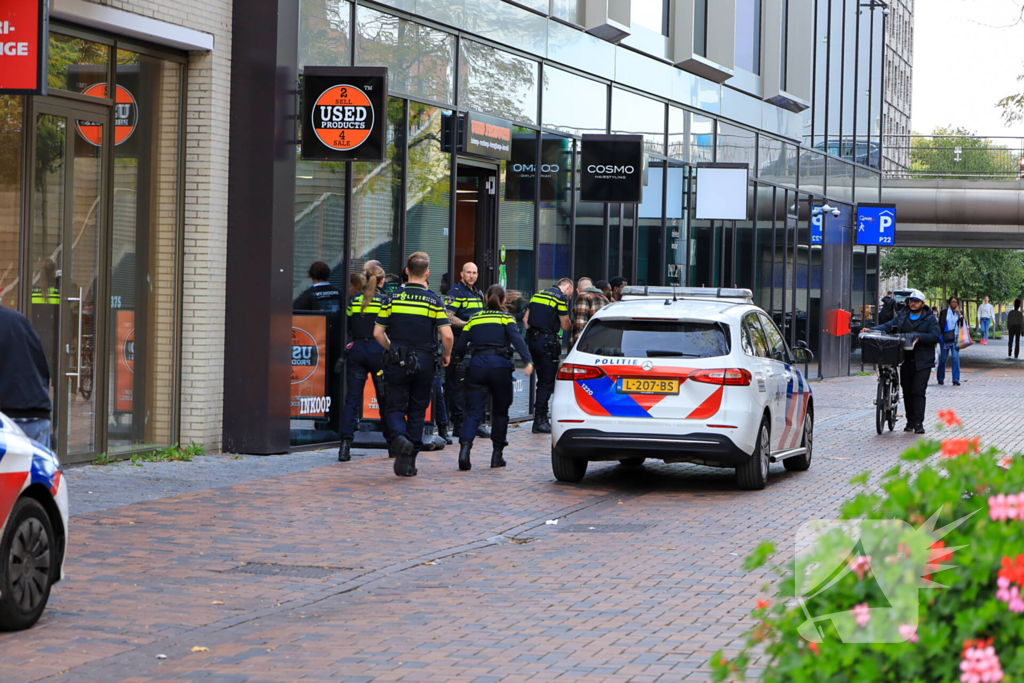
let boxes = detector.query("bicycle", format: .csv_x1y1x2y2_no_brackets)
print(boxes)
860,331,906,435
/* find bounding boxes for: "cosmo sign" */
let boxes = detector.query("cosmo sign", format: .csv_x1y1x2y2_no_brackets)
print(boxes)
0,0,47,95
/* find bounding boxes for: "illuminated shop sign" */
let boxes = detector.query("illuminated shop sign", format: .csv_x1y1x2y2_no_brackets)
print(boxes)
580,134,644,203
301,66,388,162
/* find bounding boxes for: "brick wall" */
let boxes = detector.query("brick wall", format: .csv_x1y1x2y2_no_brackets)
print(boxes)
85,0,233,452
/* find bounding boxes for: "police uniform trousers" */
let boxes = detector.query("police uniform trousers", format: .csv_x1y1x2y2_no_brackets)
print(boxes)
433,374,448,427
528,335,558,416
899,358,931,427
340,340,390,442
461,356,514,448
384,348,436,457
445,356,466,424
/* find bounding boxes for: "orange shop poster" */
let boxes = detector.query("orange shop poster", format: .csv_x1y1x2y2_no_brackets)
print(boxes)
291,314,329,418
360,374,431,422
114,310,134,412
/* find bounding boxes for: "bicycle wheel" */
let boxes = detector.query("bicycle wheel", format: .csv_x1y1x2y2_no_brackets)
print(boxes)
875,376,886,435
887,374,899,431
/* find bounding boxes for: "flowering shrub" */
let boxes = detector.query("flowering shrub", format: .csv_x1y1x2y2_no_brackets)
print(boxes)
713,410,1024,682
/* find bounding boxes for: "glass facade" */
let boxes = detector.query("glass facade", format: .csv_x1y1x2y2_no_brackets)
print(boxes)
286,0,886,446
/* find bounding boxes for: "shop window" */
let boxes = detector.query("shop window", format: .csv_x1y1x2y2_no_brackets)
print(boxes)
48,33,110,97
537,134,573,290
668,107,688,161
0,96,23,310
691,114,714,163
459,40,538,125
352,98,405,276
406,102,451,287
106,50,184,453
299,0,352,68
717,122,756,168
664,161,688,284
611,88,665,156
541,66,607,137
356,7,455,105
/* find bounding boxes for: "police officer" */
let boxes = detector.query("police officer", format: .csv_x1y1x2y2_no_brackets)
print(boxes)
445,262,485,437
374,252,453,477
453,285,533,471
337,265,389,462
523,278,573,433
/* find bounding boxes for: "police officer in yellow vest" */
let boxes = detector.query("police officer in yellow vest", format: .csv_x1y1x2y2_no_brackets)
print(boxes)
453,285,533,471
523,278,573,433
445,262,485,437
374,252,453,477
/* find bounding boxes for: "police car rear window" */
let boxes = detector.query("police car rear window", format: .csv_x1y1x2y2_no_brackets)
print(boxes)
577,320,730,358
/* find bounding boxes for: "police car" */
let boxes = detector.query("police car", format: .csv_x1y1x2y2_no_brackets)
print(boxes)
551,287,814,490
0,412,68,630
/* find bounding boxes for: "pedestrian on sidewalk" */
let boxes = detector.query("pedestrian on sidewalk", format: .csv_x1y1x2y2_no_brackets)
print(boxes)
879,291,896,324
979,296,995,345
1008,299,1023,359
869,289,939,434
0,304,52,447
937,296,965,386
571,277,609,347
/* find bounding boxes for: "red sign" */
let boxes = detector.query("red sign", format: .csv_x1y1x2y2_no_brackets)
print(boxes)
311,84,375,152
0,0,47,95
291,315,329,418
76,84,138,146
114,311,135,412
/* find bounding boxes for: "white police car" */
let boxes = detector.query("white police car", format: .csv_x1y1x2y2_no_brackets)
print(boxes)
551,287,814,490
0,412,68,630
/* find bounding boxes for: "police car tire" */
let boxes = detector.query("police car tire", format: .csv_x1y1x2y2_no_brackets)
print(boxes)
551,447,588,483
618,457,645,467
0,497,55,631
784,410,813,472
736,417,771,491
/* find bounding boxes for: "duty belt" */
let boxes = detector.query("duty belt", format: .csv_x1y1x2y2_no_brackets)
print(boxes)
472,347,510,357
352,336,374,341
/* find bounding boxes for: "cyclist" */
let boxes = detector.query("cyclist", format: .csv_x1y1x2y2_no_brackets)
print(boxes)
868,289,940,434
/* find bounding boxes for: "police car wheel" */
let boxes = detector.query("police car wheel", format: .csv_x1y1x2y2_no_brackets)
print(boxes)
618,457,646,467
784,410,813,472
0,498,55,631
736,417,771,491
551,446,588,483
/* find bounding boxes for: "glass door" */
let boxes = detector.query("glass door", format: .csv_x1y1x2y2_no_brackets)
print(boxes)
454,163,499,290
26,99,109,462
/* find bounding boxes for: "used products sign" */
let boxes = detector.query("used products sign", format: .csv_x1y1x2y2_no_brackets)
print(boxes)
580,134,644,203
0,0,47,95
301,66,387,162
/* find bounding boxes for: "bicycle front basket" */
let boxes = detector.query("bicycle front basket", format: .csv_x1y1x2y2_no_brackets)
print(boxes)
861,334,905,366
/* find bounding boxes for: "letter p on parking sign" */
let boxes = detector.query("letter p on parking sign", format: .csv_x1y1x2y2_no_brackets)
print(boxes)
0,0,47,95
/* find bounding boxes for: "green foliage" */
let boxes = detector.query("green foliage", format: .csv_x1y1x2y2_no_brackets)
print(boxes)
92,452,115,466
880,248,1024,304
712,421,1024,682
910,127,1020,180
129,442,204,466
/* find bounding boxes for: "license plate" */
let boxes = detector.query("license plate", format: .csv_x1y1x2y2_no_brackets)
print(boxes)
617,377,680,395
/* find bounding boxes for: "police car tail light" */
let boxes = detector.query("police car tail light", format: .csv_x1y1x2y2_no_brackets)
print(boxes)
557,364,605,381
689,368,752,386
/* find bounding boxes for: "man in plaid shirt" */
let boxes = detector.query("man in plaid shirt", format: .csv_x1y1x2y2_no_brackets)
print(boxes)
571,277,610,346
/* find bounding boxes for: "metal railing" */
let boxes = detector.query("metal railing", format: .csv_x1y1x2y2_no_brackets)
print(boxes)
883,135,1024,180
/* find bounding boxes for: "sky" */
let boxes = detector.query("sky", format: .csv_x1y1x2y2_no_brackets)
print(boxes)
913,0,1024,136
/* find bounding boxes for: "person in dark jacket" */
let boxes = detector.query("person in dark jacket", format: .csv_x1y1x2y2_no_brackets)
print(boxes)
1008,299,1023,359
869,289,941,434
0,304,52,447
452,285,533,471
879,291,896,324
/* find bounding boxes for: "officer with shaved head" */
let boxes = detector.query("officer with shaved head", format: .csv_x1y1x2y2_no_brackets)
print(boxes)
444,262,485,438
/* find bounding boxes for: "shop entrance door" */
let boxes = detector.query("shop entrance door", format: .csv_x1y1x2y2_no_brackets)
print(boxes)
25,99,110,462
454,163,499,290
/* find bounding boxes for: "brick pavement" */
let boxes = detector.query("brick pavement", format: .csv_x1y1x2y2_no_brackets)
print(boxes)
3,342,1022,682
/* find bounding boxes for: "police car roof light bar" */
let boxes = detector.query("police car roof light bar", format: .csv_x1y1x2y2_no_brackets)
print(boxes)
621,286,754,304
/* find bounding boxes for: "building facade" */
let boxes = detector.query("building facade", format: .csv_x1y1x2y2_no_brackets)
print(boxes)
0,0,887,461
882,0,913,173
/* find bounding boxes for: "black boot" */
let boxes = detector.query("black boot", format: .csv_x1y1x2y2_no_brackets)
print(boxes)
458,442,472,471
491,446,506,468
338,440,352,462
476,424,491,438
394,453,417,477
437,422,453,445
532,414,551,434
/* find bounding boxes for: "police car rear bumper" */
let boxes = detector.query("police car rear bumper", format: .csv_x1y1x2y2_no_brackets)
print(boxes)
554,429,750,466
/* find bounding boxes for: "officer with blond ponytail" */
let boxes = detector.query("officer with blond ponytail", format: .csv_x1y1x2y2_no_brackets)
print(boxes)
452,285,533,471
338,264,390,461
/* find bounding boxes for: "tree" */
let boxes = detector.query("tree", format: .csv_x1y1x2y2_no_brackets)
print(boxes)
880,248,1024,305
910,126,1019,180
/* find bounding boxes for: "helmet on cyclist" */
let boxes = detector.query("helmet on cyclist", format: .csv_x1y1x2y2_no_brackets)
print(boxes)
905,289,926,303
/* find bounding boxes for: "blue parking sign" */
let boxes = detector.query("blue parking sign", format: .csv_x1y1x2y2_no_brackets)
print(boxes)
856,203,896,246
811,212,823,245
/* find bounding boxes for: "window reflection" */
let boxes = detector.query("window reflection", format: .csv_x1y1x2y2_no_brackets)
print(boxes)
691,114,714,162
48,33,109,96
299,0,351,68
735,0,761,74
542,66,607,137
459,40,538,125
406,103,451,281
611,88,665,155
717,122,756,167
0,96,23,309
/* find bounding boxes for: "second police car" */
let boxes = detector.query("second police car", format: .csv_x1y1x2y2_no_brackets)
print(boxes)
551,287,814,490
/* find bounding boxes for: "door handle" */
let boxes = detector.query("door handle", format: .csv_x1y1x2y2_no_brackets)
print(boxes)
66,287,83,379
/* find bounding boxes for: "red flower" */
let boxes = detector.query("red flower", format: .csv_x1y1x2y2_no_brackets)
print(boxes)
999,555,1024,587
938,409,962,427
924,541,954,582
940,437,980,459
808,641,821,656
756,598,770,609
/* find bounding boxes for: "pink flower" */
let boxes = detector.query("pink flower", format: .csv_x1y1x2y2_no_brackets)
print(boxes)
898,623,920,643
849,555,871,580
999,455,1013,470
852,603,871,628
960,641,1004,683
990,494,1013,522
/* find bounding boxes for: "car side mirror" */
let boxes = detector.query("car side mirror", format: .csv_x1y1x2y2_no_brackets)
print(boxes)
795,347,814,364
